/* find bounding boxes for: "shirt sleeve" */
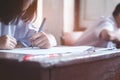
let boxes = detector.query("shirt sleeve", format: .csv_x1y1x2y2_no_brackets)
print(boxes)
15,19,38,46
95,19,114,38
23,23,38,46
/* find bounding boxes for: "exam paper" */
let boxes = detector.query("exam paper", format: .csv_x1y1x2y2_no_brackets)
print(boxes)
0,46,94,55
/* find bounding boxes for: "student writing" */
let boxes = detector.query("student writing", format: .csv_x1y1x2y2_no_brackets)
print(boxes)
74,3,120,48
0,0,57,49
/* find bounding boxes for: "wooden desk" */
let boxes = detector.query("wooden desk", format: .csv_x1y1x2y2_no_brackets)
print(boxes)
0,49,120,80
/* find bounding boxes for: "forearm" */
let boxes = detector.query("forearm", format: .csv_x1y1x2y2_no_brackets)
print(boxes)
103,30,120,48
108,31,120,42
100,29,120,41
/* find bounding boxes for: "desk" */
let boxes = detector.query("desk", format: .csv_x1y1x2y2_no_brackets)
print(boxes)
0,49,120,80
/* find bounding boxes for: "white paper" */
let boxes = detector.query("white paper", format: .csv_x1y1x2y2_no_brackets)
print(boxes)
0,46,94,55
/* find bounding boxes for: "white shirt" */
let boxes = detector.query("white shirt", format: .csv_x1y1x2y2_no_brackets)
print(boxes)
0,18,38,46
75,16,118,48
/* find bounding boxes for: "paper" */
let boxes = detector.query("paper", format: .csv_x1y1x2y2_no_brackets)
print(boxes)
94,47,116,52
0,46,94,55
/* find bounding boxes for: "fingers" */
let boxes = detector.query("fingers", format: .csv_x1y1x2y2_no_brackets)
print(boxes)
30,31,46,40
0,35,17,49
9,35,17,46
5,35,17,49
35,38,50,49
30,32,51,48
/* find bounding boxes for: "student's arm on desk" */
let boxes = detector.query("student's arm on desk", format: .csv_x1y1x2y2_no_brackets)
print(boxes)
100,29,120,48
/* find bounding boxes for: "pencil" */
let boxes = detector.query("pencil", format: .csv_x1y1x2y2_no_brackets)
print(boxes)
38,17,46,32
17,41,28,47
31,17,46,48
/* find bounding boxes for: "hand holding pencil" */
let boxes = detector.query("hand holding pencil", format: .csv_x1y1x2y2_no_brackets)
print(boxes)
30,18,57,49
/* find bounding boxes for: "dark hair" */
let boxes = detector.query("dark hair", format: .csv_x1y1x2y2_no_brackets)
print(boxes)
113,3,120,17
0,0,37,24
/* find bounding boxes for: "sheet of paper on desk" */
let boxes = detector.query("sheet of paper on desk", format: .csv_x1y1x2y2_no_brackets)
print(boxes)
0,46,94,55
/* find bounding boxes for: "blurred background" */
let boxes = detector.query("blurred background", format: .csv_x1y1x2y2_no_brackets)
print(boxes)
33,0,120,46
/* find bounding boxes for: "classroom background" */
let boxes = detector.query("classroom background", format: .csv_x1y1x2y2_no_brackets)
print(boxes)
33,0,120,46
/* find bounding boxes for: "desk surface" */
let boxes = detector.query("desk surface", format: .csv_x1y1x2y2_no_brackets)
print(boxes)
0,49,120,80
0,48,120,68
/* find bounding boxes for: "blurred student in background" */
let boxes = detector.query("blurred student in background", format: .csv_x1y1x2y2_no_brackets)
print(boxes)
74,3,120,48
0,0,57,49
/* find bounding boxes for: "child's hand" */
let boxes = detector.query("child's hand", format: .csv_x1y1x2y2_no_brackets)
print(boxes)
0,35,17,49
30,32,57,49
